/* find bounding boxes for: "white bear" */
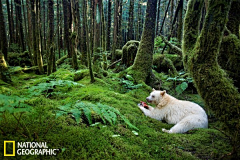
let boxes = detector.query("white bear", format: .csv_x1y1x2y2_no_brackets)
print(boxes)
138,89,208,133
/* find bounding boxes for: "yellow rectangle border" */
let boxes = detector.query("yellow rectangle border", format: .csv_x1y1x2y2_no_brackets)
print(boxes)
4,141,15,156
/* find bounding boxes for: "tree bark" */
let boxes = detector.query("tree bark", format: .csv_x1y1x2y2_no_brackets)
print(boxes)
127,0,134,41
47,0,55,75
14,0,25,52
183,0,240,157
129,0,158,83
84,0,95,83
106,0,112,51
0,0,8,61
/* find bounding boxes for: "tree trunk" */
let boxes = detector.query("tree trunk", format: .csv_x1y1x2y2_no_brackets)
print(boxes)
11,0,16,43
14,0,25,52
227,0,240,38
177,0,183,42
84,0,95,83
81,0,88,66
35,0,44,74
70,0,79,70
47,0,55,75
62,0,70,57
127,0,134,41
0,0,8,62
26,0,34,65
106,0,112,51
129,0,158,83
6,0,14,45
93,0,101,52
183,0,240,157
155,0,161,36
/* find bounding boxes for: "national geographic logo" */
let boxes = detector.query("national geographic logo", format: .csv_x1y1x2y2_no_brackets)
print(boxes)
4,141,15,156
3,141,59,156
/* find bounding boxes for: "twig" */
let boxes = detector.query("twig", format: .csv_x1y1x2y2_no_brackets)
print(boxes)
107,58,122,69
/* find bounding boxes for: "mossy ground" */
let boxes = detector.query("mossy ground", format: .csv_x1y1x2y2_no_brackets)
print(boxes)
0,67,232,159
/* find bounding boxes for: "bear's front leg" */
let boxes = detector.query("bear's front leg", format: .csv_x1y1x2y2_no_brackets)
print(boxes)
138,103,154,117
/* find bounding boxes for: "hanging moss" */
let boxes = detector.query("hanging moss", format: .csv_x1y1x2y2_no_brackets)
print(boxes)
219,34,240,90
183,0,240,157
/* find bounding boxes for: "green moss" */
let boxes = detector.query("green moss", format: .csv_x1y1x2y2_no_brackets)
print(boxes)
48,68,75,81
0,62,234,159
219,34,240,90
153,54,178,76
121,40,139,67
183,0,240,156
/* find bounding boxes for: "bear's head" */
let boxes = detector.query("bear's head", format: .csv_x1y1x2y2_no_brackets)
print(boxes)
146,88,166,105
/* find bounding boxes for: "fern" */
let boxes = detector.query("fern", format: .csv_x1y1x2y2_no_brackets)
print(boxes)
56,101,139,130
27,80,84,97
0,94,32,120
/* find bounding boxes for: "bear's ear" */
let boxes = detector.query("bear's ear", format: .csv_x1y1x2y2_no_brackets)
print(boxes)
152,88,156,91
160,90,166,96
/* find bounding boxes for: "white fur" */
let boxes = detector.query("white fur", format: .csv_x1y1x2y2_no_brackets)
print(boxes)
138,89,208,133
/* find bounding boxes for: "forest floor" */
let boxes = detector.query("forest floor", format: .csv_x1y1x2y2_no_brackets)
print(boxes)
0,63,233,160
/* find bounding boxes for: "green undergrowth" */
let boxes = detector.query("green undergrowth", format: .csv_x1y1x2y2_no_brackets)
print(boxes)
0,67,232,159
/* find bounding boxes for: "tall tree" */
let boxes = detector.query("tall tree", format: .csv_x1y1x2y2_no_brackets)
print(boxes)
14,0,25,51
84,0,95,83
111,0,122,61
183,0,240,157
129,0,158,83
0,0,8,61
227,0,240,38
128,0,134,41
0,0,10,82
93,0,102,51
80,0,88,66
70,0,79,70
47,0,55,75
6,0,14,45
177,0,183,42
62,0,70,57
106,0,112,51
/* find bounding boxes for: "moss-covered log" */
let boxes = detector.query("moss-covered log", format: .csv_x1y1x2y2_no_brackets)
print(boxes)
128,0,157,83
183,0,240,157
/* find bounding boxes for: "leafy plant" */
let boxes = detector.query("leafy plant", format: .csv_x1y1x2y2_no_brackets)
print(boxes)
167,71,193,95
120,75,142,93
56,101,139,131
27,80,84,98
0,94,32,115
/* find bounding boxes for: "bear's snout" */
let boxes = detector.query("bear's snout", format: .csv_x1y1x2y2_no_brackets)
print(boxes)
146,97,152,103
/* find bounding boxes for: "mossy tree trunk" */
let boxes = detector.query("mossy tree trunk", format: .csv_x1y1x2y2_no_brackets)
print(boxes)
47,0,54,75
0,0,8,62
84,0,95,83
70,0,79,70
227,0,240,38
183,0,240,156
127,0,134,41
81,0,88,66
128,0,157,83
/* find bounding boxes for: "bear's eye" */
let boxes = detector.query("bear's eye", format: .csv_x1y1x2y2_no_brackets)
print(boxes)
152,95,155,98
